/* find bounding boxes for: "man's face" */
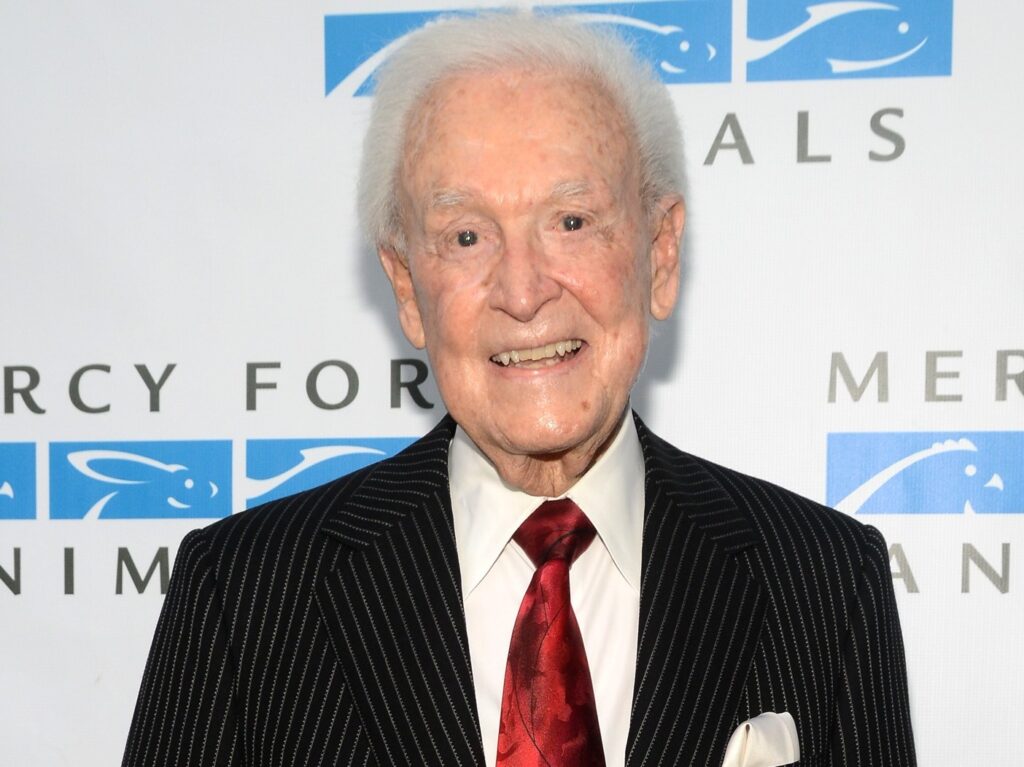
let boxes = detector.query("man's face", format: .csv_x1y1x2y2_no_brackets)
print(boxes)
381,68,682,473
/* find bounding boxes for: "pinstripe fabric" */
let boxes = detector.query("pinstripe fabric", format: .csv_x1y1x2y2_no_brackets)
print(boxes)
629,420,915,767
124,414,914,766
122,467,375,767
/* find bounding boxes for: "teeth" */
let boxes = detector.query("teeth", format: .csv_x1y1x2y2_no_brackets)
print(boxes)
490,339,583,366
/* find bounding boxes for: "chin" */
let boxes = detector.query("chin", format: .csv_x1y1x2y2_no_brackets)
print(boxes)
495,410,611,458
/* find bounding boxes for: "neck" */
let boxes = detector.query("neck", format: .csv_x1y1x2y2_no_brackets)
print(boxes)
473,410,628,497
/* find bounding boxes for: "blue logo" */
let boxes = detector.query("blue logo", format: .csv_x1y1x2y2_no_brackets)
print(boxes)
0,443,36,520
746,1,953,81
324,0,952,95
245,437,414,508
50,441,231,520
827,432,1024,515
325,1,731,96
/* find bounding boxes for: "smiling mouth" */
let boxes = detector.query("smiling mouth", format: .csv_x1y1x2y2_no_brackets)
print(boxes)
490,338,583,368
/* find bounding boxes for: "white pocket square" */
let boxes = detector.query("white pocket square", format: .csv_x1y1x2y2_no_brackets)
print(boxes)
721,711,800,767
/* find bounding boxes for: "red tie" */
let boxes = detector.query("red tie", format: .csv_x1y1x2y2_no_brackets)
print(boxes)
495,499,606,767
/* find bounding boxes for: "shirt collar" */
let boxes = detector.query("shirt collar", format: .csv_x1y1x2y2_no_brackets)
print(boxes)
449,411,645,596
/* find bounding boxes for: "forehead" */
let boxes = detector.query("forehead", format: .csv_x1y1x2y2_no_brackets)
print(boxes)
400,67,638,208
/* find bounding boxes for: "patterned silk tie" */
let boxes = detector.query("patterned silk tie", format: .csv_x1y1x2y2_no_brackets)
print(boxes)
496,498,606,767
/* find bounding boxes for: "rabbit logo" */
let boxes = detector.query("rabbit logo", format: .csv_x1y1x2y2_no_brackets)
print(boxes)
50,441,231,520
745,0,952,81
324,1,732,97
0,443,36,520
827,432,1024,515
245,437,414,508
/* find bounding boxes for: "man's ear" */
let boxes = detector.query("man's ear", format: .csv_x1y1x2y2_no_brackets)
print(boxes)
378,246,427,349
648,195,685,321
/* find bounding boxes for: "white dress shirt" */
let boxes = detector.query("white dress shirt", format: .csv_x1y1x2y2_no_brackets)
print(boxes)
449,413,644,767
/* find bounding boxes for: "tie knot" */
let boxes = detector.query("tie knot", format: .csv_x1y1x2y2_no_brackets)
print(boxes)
513,498,596,567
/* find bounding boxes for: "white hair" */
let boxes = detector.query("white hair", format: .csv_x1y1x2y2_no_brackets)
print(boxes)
356,9,685,254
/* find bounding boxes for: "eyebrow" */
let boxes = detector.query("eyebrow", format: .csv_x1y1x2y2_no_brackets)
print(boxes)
548,179,592,200
429,188,470,209
427,180,594,211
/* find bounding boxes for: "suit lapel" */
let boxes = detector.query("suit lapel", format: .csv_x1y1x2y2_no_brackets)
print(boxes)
313,412,766,766
627,416,768,767
315,417,486,766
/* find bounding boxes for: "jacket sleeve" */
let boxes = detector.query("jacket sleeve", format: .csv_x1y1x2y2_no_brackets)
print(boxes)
831,524,916,766
122,528,242,766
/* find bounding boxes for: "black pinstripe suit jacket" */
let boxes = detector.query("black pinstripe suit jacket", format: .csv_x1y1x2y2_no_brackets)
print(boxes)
123,414,915,766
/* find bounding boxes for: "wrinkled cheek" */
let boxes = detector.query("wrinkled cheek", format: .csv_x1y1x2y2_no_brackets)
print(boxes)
431,367,459,413
426,348,475,417
621,343,647,391
415,279,459,345
418,295,481,400
606,322,649,393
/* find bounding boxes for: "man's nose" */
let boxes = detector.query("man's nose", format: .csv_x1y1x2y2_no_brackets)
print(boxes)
489,233,561,322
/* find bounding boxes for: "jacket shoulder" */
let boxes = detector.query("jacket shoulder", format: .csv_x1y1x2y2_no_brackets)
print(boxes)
638,419,886,568
700,451,879,550
181,416,458,575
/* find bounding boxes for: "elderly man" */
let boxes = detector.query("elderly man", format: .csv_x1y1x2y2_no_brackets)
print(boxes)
124,10,915,767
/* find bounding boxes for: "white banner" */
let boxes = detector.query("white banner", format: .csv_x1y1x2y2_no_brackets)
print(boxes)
2,2,1021,764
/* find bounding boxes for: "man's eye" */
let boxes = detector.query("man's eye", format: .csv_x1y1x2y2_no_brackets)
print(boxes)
457,230,478,247
561,215,584,232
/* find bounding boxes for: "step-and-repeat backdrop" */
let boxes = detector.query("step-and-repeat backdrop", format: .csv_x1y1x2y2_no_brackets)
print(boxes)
2,1,1021,764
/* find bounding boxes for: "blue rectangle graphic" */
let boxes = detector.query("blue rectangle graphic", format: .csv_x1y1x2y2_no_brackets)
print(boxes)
50,441,232,520
325,1,731,96
245,437,415,508
827,432,1024,515
0,443,36,520
746,0,953,82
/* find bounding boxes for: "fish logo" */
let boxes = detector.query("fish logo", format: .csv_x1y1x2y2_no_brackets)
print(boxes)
563,4,730,84
827,432,1024,515
0,443,36,520
50,441,231,519
324,1,731,97
245,437,415,508
324,0,953,94
745,0,953,81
